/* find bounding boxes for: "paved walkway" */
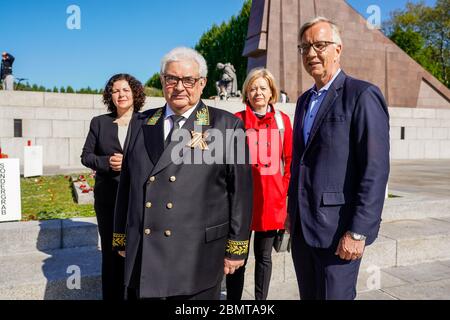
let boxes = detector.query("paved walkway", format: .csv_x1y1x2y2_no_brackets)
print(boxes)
388,160,450,199
243,259,450,300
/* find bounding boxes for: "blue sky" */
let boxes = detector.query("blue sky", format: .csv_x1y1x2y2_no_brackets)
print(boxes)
0,0,436,90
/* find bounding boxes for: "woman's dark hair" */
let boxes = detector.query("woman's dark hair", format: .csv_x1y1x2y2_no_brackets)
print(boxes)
103,73,146,113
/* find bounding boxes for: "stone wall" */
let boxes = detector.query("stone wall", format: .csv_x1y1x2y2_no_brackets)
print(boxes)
1,91,450,172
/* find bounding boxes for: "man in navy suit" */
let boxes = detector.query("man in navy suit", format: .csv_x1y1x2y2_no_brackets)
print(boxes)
288,17,390,300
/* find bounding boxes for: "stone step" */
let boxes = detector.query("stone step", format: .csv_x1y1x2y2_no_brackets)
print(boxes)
0,217,99,256
241,259,450,300
382,194,450,222
378,217,450,266
241,216,450,297
0,246,101,300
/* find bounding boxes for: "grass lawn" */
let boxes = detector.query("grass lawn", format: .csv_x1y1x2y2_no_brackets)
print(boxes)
21,173,96,221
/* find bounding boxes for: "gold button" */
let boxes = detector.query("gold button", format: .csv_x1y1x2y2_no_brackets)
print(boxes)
169,176,176,182
144,228,151,235
166,203,173,209
164,230,172,237
145,202,152,208
149,176,156,182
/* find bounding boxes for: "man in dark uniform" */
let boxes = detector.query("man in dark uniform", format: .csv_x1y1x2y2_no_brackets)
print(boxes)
113,47,253,299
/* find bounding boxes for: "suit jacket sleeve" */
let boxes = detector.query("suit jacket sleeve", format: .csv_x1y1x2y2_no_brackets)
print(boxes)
225,118,253,260
350,85,390,239
80,117,111,173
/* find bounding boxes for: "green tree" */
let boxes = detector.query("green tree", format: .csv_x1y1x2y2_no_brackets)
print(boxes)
146,72,162,89
195,0,251,97
66,86,75,93
53,86,59,93
60,87,66,93
384,0,449,87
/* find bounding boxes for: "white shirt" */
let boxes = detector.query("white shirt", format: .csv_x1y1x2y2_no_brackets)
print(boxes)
117,123,129,150
163,103,198,139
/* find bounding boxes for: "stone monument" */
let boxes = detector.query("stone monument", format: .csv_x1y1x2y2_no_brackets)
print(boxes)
216,62,241,100
243,0,450,108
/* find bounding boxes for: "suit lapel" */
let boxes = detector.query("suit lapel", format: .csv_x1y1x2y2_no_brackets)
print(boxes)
108,115,122,152
122,112,146,157
142,107,165,165
297,91,311,153
122,112,138,155
151,101,208,175
303,71,346,153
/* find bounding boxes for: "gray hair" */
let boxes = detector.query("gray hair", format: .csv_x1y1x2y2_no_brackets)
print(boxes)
160,47,208,78
299,16,342,45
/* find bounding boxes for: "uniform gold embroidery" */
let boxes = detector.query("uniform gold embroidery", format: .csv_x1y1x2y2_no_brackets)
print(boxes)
112,233,126,247
226,239,249,255
194,106,210,125
146,108,163,125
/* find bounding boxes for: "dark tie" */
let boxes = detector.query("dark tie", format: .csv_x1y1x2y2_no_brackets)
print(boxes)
165,115,184,147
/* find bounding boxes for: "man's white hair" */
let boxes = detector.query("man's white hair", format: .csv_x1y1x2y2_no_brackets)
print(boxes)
160,47,208,77
299,16,342,45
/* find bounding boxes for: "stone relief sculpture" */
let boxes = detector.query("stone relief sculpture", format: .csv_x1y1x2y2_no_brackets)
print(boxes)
216,62,240,100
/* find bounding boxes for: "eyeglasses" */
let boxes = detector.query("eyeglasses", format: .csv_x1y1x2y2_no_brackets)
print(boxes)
297,41,336,55
163,75,202,88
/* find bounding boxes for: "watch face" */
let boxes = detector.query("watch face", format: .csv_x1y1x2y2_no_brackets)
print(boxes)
349,232,361,240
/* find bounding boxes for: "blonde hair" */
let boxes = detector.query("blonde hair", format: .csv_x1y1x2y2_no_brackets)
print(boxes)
299,16,342,45
242,67,279,104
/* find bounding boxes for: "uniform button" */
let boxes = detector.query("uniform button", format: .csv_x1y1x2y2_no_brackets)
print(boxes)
145,202,152,208
149,176,156,182
264,164,269,167
166,203,173,209
164,230,172,237
255,164,259,167
169,176,176,182
266,124,269,128
144,228,151,235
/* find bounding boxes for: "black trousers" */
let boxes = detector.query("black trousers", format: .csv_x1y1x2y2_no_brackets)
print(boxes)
95,201,125,300
127,281,222,300
290,218,362,300
226,230,277,300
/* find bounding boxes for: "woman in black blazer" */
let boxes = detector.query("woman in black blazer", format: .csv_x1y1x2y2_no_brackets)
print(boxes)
81,73,146,300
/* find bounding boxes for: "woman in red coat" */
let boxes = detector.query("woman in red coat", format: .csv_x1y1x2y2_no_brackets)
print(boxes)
226,68,292,300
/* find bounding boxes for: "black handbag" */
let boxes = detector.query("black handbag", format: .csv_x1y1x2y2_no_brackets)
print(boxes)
273,229,291,252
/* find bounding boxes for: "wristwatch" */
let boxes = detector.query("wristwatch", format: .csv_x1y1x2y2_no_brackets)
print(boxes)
347,231,366,241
